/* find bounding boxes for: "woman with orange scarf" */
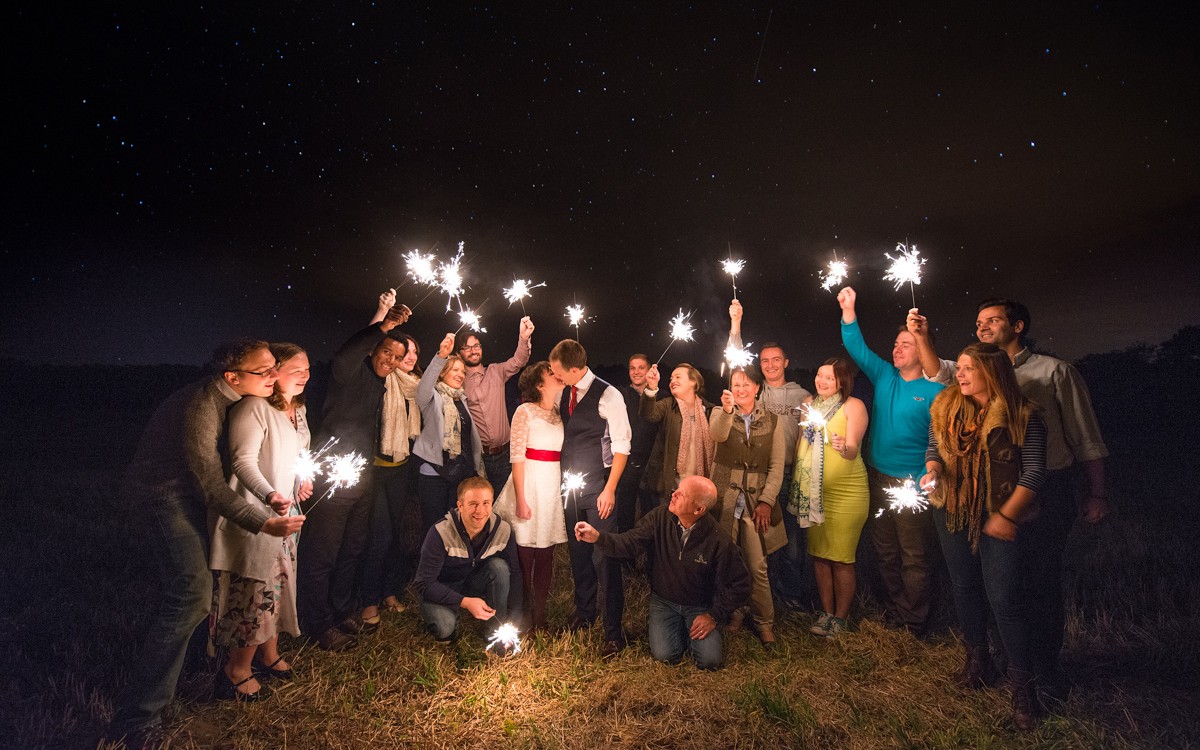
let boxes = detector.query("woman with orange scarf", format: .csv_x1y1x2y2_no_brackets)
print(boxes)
920,342,1047,731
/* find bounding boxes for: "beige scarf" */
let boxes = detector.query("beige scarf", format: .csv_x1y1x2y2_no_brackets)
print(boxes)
380,370,420,461
436,381,466,459
677,397,715,480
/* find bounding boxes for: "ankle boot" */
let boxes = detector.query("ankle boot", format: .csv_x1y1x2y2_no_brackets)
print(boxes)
1008,668,1042,731
957,644,998,689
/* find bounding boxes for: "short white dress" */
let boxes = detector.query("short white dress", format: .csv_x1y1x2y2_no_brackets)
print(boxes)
494,403,568,548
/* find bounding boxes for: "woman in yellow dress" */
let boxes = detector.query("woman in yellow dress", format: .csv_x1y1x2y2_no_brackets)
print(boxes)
789,357,869,637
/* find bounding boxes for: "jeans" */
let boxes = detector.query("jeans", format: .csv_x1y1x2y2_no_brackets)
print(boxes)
420,556,512,640
648,594,724,670
482,450,512,495
768,473,810,605
869,467,937,632
359,461,417,606
418,473,457,533
297,490,372,635
933,506,1030,671
563,490,625,642
110,492,211,734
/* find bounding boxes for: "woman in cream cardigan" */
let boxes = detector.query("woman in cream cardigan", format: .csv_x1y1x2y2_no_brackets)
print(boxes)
209,342,311,701
708,364,786,647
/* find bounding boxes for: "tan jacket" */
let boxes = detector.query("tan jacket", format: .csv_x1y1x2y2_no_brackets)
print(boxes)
708,403,787,555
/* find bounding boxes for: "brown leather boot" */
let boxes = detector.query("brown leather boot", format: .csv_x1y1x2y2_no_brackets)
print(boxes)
957,644,999,689
1008,668,1043,731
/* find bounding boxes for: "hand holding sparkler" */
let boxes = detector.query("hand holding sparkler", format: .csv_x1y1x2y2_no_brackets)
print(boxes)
906,308,930,340
374,288,397,323
645,363,661,391
836,286,857,324
462,597,496,621
518,315,535,341
574,521,600,543
436,332,456,358
261,512,305,537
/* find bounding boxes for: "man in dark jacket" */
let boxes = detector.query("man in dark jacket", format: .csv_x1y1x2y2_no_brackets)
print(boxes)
575,475,749,670
414,476,523,645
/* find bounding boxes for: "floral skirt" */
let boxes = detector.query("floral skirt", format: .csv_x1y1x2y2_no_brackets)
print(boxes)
209,534,300,652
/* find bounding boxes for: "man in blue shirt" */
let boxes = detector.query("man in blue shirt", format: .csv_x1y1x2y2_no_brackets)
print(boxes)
838,287,944,636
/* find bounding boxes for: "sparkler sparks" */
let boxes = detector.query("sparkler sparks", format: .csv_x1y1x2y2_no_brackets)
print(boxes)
561,471,586,510
820,259,849,291
403,250,439,286
565,304,586,328
436,242,467,311
723,342,756,370
502,278,546,312
485,622,522,656
293,449,324,485
656,309,696,364
883,477,931,514
800,403,831,443
721,256,746,299
305,451,367,513
456,306,486,333
883,243,926,306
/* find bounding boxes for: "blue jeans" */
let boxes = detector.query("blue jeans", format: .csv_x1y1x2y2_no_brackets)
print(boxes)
648,595,724,670
420,557,512,640
768,473,809,604
482,450,512,496
933,507,1030,671
110,492,211,734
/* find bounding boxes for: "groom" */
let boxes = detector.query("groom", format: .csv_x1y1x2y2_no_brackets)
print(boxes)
548,339,632,658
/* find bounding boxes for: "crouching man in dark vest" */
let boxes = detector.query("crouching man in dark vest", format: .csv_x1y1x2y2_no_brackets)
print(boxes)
413,476,523,648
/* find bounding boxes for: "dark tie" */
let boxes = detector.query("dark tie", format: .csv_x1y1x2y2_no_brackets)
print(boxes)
569,385,578,416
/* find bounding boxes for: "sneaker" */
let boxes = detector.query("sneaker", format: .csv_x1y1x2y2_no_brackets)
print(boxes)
827,617,849,636
809,611,833,637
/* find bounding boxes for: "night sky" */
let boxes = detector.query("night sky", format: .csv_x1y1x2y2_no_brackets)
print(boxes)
7,3,1199,369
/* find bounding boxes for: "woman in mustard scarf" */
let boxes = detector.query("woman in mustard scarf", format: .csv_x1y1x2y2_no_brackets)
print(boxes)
920,342,1047,731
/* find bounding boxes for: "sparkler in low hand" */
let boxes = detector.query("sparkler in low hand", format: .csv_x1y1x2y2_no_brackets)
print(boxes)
800,403,831,443
304,452,367,514
502,278,546,314
884,477,931,514
561,471,586,520
485,622,522,656
883,242,926,307
655,309,696,365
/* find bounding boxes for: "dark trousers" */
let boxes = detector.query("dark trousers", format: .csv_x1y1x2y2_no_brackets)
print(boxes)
934,507,1030,671
564,492,625,642
1022,469,1075,677
482,449,512,495
869,467,937,632
111,494,210,734
298,489,372,635
614,462,654,533
359,461,418,606
768,473,812,605
418,473,457,532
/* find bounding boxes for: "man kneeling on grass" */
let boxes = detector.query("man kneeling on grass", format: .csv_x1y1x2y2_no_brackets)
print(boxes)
575,476,750,670
414,476,523,650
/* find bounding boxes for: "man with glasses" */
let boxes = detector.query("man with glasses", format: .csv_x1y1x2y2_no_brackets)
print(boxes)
110,339,305,746
455,316,535,491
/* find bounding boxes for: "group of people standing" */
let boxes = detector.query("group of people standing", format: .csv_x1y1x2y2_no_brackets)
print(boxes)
110,283,1109,745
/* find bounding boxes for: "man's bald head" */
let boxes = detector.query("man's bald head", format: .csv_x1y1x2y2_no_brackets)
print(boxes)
670,475,718,526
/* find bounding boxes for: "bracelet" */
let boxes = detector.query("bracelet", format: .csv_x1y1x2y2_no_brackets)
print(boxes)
996,510,1018,526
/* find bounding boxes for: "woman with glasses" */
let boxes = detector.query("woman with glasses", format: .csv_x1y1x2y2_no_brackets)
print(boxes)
209,343,311,701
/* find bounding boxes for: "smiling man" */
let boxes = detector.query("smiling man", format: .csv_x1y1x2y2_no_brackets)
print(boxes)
111,339,305,746
297,297,410,652
414,476,522,648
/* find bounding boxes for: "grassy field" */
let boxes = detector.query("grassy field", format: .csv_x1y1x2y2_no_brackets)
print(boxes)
1,352,1198,749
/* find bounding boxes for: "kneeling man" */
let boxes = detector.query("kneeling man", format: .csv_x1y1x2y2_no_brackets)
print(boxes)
575,476,749,669
414,476,523,643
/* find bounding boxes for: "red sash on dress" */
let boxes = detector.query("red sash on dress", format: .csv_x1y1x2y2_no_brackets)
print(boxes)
524,448,561,462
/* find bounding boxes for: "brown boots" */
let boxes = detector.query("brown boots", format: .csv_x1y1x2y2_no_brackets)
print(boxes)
1008,668,1043,731
956,644,1000,689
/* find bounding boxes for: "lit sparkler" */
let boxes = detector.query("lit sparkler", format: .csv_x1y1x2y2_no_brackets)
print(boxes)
305,452,367,513
565,303,586,341
502,278,546,314
723,342,756,387
883,242,926,307
404,249,439,286
485,622,522,656
883,477,931,514
820,256,849,292
655,309,696,365
721,257,746,300
561,471,586,512
436,242,467,311
800,403,831,443
455,305,486,334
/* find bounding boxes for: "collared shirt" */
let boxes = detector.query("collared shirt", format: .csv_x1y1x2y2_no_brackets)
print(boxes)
678,518,694,550
462,336,531,450
928,349,1108,471
573,367,633,464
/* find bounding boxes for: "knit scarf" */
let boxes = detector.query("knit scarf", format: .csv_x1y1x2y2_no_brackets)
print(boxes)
929,392,1026,552
436,381,466,459
380,370,420,461
788,395,842,527
676,397,715,480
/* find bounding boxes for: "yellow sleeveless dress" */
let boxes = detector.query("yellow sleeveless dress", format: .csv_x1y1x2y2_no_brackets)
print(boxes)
799,404,869,563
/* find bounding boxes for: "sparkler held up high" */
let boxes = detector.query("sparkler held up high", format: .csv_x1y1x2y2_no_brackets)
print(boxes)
502,278,546,314
721,256,746,300
655,309,696,365
564,303,587,342
820,251,849,291
883,242,927,307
